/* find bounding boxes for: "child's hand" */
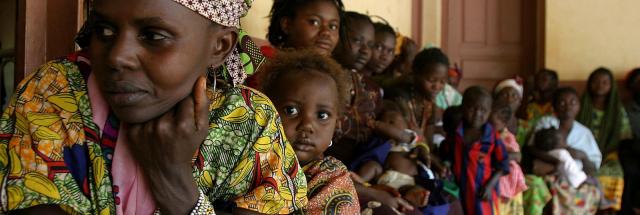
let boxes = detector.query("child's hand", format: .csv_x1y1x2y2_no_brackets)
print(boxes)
567,147,587,160
350,171,367,185
402,186,431,208
478,185,493,201
370,188,415,212
371,184,401,197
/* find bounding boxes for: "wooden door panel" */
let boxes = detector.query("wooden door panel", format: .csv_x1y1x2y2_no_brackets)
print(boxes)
444,0,532,90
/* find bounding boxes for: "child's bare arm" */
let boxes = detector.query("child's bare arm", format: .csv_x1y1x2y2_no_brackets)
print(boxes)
356,160,384,182
525,145,560,165
373,121,414,143
479,170,505,200
508,152,522,163
566,148,596,176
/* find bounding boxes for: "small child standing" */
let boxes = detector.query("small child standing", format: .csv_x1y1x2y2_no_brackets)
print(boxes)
492,104,528,215
259,50,359,215
441,86,510,215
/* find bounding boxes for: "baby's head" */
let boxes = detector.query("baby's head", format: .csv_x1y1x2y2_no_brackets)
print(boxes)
378,100,408,131
534,128,566,151
260,50,348,165
490,102,512,132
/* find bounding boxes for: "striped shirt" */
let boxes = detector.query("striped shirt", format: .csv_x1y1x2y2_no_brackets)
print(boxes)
441,123,510,215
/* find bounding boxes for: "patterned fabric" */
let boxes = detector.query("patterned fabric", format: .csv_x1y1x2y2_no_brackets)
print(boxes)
0,54,307,214
549,177,601,215
525,102,554,122
597,153,624,211
171,0,249,28
435,84,462,110
344,72,383,142
171,0,255,85
498,129,528,198
522,175,551,215
515,119,532,148
328,71,383,164
498,192,524,215
440,123,510,215
296,156,359,215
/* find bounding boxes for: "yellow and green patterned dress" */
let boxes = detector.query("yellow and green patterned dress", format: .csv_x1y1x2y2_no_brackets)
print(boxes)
590,109,631,211
0,53,308,214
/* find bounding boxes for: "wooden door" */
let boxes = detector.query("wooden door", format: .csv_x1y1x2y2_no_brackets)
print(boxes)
442,0,542,90
15,0,87,82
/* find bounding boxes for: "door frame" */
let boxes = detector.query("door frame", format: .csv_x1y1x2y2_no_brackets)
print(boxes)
15,0,88,85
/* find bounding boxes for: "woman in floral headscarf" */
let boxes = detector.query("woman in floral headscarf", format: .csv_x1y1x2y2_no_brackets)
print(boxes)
0,0,307,214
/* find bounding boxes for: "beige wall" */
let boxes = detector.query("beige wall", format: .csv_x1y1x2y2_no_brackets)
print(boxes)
241,0,429,46
546,0,640,80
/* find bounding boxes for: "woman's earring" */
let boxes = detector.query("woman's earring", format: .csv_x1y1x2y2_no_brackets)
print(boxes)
329,141,333,147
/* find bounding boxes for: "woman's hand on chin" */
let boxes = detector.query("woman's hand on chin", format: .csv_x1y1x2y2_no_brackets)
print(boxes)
127,76,210,215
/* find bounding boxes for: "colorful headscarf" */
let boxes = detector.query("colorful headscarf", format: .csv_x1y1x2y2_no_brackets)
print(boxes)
448,64,463,79
494,76,524,98
75,0,264,86
172,0,264,86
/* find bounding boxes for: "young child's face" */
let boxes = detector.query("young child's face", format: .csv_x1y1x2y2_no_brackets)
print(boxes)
380,110,408,131
415,64,448,99
333,19,374,71
462,96,492,129
281,0,340,56
273,70,339,165
490,112,505,132
589,73,612,97
365,31,396,74
554,92,580,121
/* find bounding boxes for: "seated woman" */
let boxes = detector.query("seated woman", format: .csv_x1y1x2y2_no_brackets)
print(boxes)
493,77,531,146
0,0,307,214
523,69,558,123
245,0,344,88
258,50,359,214
577,67,632,212
524,87,602,215
529,87,602,170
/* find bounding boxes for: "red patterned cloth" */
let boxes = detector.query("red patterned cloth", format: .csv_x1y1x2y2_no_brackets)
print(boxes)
299,156,360,215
